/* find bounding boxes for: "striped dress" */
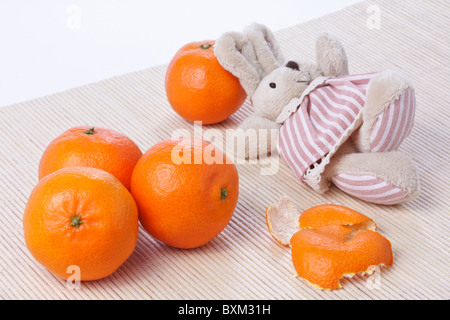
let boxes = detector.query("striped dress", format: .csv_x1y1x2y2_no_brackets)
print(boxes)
277,72,415,204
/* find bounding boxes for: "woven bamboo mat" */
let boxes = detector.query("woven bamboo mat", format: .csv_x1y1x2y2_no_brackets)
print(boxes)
0,0,448,299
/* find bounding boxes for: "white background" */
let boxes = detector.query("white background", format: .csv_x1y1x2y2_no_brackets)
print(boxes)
0,0,360,107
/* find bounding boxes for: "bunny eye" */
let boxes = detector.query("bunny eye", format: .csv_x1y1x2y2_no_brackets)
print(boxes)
269,82,276,89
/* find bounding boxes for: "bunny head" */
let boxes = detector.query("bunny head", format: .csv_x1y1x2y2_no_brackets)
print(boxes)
251,59,322,121
215,23,349,122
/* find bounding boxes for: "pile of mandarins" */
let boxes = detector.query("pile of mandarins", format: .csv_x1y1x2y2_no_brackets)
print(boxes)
24,126,239,281
24,40,243,282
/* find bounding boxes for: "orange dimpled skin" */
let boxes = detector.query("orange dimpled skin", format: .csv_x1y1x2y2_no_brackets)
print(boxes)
38,126,143,190
131,137,239,249
291,205,393,290
23,167,139,281
165,41,246,124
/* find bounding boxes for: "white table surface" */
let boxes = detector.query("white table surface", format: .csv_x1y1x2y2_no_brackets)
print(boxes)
0,0,360,108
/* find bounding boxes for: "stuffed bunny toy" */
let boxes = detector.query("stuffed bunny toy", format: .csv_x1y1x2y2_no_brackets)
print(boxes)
215,23,420,205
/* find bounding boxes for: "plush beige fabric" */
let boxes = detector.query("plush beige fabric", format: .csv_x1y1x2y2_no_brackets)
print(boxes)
352,70,414,153
0,0,448,299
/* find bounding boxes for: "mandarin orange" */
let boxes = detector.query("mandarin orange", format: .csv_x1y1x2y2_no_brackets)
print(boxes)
131,137,239,249
23,167,139,281
38,126,142,190
165,41,246,124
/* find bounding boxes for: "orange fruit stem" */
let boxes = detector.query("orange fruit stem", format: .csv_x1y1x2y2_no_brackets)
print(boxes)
69,216,83,228
85,127,95,135
221,188,228,199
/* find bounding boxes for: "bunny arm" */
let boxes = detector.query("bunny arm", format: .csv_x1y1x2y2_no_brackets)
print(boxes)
315,32,349,77
234,115,281,159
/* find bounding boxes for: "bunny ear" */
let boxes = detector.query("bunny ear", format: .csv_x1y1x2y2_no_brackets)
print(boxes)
243,23,285,76
215,31,263,97
315,32,349,77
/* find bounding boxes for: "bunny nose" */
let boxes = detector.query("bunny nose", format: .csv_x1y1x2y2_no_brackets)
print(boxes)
286,61,299,71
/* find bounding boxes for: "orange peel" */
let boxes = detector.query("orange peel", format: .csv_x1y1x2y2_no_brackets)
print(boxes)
266,197,394,290
266,196,301,246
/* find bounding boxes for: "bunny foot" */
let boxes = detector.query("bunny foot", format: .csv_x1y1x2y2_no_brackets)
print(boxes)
325,146,420,205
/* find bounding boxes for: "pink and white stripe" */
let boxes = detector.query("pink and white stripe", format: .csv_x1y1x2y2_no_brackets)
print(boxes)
331,173,409,205
370,87,416,152
278,72,376,178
